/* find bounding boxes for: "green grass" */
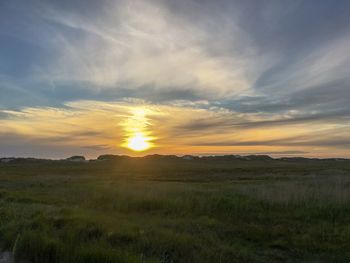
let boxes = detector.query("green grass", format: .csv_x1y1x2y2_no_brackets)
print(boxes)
1,158,350,262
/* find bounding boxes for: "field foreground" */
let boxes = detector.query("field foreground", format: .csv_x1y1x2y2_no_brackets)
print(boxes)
1,155,350,262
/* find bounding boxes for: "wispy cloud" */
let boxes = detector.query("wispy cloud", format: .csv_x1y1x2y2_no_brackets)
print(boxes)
1,99,350,158
1,0,350,157
31,0,262,100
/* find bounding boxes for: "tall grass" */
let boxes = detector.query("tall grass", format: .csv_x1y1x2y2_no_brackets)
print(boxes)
0,160,350,262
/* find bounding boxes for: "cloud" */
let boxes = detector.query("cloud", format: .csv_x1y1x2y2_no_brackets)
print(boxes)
251,151,309,155
26,0,262,101
1,0,350,158
2,0,350,108
189,127,350,150
1,99,349,158
81,144,111,151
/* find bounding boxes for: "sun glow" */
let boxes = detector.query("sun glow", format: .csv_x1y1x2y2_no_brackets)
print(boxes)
122,107,155,152
127,132,151,151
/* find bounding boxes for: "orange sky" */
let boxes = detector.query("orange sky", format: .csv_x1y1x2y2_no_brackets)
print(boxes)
1,100,349,158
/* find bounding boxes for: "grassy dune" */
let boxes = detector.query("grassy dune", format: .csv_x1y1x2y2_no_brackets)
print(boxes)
1,157,350,262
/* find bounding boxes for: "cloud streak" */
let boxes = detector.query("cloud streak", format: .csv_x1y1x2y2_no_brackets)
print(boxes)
1,99,349,158
0,0,350,157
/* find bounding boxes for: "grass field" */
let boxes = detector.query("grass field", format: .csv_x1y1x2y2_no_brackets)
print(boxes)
1,156,350,262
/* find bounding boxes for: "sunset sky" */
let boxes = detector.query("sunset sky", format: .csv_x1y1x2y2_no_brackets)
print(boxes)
1,0,350,158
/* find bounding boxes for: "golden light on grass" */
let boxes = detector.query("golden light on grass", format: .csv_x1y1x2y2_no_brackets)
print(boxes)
122,107,155,152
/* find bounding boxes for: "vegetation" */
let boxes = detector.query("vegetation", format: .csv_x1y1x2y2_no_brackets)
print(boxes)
1,156,350,262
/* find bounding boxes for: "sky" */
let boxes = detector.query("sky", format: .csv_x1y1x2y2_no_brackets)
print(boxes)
1,0,350,158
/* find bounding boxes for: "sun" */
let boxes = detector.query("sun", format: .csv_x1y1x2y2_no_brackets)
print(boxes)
126,132,151,152
122,107,156,152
